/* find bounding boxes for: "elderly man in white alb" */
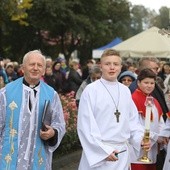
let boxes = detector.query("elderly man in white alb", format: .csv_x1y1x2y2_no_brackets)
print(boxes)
77,49,150,170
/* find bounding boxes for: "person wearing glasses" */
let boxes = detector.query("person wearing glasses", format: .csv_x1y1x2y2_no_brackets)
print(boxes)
118,70,136,87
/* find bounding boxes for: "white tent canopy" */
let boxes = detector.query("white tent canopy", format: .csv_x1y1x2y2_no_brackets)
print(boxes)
113,27,170,58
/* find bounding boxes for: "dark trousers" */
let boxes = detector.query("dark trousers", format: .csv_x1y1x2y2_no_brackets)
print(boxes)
156,149,166,170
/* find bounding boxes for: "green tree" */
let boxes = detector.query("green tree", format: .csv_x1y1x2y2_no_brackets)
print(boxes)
1,0,161,63
0,0,32,58
130,5,149,35
155,7,170,29
26,0,113,62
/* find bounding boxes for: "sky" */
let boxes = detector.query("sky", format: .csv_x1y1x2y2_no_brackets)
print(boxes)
129,0,170,13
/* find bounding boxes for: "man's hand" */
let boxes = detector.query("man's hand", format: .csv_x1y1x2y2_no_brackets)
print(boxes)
40,125,55,140
105,151,119,161
158,136,169,145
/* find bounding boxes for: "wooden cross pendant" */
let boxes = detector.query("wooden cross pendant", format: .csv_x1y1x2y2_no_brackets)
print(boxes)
114,109,120,122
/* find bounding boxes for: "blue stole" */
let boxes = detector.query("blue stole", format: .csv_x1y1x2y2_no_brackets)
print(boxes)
0,77,54,170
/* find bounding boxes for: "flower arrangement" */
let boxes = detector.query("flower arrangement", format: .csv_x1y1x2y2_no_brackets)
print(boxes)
54,91,81,157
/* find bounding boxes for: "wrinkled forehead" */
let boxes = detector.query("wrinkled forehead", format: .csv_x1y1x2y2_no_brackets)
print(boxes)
23,50,45,64
23,53,46,66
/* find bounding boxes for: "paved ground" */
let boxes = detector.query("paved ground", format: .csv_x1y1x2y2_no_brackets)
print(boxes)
52,150,82,170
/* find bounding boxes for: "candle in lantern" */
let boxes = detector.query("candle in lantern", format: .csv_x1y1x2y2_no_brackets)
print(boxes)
145,105,152,130
144,96,153,130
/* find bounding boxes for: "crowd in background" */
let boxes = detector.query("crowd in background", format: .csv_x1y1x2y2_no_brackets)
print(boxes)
1,55,170,104
0,56,100,95
1,53,170,169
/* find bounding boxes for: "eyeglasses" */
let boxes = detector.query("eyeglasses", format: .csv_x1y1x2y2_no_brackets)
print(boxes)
121,78,132,82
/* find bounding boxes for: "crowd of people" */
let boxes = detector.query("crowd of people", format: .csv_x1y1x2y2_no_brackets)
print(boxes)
0,49,170,170
0,55,99,94
77,49,170,170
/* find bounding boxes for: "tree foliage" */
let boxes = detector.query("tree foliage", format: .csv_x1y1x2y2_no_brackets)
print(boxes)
11,0,33,26
130,5,150,35
0,0,168,63
156,7,170,29
0,0,33,59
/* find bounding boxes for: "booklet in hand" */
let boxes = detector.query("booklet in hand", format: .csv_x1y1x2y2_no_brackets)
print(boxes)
42,100,51,131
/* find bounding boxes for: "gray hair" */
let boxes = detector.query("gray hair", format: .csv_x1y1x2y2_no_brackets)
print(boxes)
138,57,160,71
22,50,46,66
89,66,101,75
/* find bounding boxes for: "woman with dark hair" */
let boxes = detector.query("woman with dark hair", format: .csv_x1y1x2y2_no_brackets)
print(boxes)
158,62,170,81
